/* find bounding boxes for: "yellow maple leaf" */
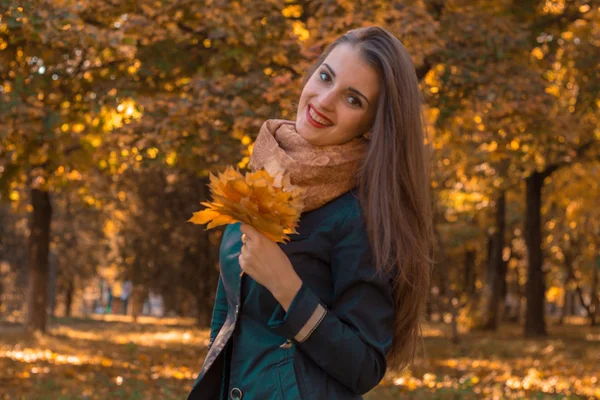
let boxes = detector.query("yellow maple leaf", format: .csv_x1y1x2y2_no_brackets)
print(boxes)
189,166,305,243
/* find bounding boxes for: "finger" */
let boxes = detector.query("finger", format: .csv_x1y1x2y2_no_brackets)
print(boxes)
240,223,260,240
241,233,250,244
239,254,252,276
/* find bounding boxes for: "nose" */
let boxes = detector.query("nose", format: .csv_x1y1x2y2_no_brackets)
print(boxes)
316,88,336,112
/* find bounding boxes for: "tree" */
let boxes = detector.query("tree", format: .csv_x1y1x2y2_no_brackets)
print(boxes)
0,1,140,332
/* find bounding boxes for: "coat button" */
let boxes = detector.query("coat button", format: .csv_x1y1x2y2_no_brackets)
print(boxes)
230,387,243,399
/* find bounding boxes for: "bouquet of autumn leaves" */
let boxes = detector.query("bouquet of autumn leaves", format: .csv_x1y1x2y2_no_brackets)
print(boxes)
189,166,305,243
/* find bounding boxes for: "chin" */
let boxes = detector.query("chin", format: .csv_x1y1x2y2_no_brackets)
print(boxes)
295,113,332,146
297,128,318,145
295,118,312,140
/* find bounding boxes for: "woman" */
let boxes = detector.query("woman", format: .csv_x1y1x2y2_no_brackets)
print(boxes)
187,26,433,400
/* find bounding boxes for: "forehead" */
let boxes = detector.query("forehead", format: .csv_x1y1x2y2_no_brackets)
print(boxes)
321,44,380,102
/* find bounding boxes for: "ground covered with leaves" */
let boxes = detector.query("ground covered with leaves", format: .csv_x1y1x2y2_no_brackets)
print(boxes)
1,316,599,399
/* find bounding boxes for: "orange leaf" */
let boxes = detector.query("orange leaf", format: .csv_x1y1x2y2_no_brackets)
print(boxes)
207,214,235,229
188,209,220,225
189,166,305,242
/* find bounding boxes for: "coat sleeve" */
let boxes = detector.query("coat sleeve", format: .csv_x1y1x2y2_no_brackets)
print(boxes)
267,209,395,395
207,273,228,351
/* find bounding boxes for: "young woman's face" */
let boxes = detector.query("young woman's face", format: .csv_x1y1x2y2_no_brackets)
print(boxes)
295,44,381,146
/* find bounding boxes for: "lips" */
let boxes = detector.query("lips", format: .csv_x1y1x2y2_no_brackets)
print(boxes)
307,104,333,128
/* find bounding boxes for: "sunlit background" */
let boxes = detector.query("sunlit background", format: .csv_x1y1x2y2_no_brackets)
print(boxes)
1,0,599,399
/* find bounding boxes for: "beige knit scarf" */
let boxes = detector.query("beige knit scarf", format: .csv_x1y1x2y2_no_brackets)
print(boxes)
249,119,368,212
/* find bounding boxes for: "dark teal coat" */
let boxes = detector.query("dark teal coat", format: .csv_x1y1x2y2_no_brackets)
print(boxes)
186,189,395,400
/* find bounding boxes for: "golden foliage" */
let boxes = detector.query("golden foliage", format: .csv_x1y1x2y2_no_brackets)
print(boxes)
2,318,600,399
189,166,305,243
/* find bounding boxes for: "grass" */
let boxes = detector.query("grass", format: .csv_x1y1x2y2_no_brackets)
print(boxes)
1,315,599,399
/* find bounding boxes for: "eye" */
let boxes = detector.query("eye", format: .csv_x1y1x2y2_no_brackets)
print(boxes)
348,96,362,107
319,71,331,82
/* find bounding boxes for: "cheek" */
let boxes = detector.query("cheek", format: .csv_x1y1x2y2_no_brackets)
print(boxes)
297,90,308,113
356,108,376,130
300,79,319,102
334,111,370,140
340,110,365,130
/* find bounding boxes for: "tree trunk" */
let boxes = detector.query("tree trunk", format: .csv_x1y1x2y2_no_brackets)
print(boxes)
424,299,433,322
25,188,52,333
438,254,448,298
558,251,575,325
48,253,57,319
0,213,3,315
576,284,598,327
131,285,147,322
590,263,599,326
524,172,547,336
450,302,459,344
482,190,506,330
505,264,521,323
194,231,220,327
0,276,3,316
433,222,460,343
565,290,576,317
464,247,476,295
64,279,74,317
190,176,221,327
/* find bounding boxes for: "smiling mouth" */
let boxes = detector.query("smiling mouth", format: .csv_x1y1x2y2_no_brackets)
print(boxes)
307,104,333,127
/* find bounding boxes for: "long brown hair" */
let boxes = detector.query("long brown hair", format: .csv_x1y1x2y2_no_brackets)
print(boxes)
302,26,434,370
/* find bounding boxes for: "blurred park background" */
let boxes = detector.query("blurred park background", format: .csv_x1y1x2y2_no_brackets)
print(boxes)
1,0,599,399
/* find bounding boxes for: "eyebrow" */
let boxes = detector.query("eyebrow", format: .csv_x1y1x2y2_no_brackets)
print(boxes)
322,63,371,106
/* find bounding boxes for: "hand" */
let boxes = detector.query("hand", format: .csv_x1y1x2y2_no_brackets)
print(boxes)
239,223,302,311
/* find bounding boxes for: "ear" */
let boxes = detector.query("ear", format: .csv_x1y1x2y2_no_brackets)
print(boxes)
363,130,372,140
